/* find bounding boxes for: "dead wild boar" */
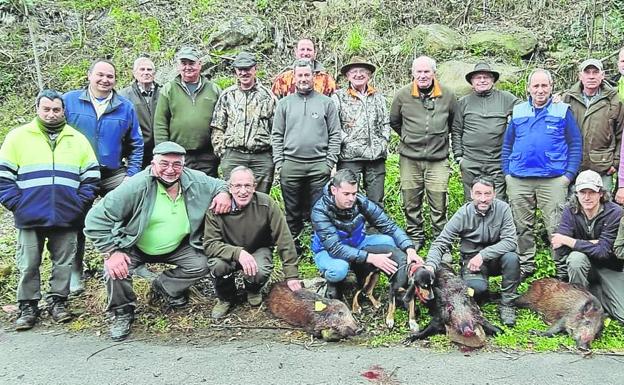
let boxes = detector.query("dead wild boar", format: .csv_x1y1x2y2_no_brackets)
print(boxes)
266,282,358,341
406,267,502,348
516,278,604,349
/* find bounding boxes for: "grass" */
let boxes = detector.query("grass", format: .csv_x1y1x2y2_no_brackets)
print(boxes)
0,146,623,352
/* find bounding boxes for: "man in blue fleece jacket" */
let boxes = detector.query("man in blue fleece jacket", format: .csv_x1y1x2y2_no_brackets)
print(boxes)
502,68,582,278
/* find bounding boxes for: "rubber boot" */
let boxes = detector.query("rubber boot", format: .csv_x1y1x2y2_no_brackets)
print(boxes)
69,253,84,295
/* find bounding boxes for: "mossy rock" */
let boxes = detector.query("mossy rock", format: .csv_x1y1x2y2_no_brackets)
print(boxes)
467,29,537,59
409,24,463,56
208,16,268,51
437,60,523,97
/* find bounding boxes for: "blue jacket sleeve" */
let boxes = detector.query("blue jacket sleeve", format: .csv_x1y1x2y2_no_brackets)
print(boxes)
501,120,515,175
125,107,144,176
564,109,582,180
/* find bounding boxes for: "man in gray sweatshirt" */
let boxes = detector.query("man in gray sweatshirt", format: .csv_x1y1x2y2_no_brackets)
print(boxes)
425,176,520,326
272,60,341,250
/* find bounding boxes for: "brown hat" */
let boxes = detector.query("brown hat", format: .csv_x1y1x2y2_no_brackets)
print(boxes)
465,62,500,84
340,56,376,76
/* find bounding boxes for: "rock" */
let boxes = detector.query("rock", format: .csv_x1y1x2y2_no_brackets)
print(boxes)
437,60,523,97
208,16,268,51
467,28,537,59
410,24,463,55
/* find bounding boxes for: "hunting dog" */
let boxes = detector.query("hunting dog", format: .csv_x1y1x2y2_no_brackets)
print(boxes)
352,245,435,332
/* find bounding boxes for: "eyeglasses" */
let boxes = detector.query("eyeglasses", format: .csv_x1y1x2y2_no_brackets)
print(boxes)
157,161,183,171
229,183,255,192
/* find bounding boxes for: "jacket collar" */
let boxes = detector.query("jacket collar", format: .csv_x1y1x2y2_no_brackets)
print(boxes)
411,78,442,98
78,87,123,112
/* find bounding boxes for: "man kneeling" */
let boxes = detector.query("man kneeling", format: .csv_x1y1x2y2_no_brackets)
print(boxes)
204,166,302,319
424,176,520,326
310,169,421,299
84,142,231,341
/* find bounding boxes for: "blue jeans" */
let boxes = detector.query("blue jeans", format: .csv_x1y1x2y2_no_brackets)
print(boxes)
314,234,397,283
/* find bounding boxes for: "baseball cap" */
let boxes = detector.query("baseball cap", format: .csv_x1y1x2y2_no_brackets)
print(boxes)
153,141,186,155
232,52,257,68
176,46,201,62
579,59,603,72
575,170,603,192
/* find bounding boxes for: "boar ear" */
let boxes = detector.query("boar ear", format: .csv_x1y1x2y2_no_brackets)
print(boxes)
581,299,598,315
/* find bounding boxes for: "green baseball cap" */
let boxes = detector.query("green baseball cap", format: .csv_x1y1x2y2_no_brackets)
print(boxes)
153,141,186,155
176,46,201,61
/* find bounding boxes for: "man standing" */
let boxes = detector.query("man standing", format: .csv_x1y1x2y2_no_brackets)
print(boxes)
84,141,231,341
554,170,624,323
502,69,583,277
272,38,336,98
425,176,520,326
311,169,421,299
119,56,161,169
0,90,100,330
452,62,520,201
63,59,144,293
272,60,341,247
562,59,623,194
332,56,390,207
204,166,302,319
211,52,277,193
154,46,221,177
389,55,457,250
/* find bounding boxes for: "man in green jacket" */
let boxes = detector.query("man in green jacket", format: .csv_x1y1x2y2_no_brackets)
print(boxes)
204,166,302,319
390,55,457,250
154,47,221,177
84,141,231,341
452,62,520,201
563,59,624,194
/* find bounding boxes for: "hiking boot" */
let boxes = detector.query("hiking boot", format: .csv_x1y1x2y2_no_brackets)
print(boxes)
150,279,188,309
499,305,516,327
15,301,39,331
48,299,73,323
246,291,263,306
211,299,232,319
110,307,134,342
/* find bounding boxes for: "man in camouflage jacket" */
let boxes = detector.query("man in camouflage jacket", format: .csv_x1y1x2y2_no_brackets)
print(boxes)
332,56,390,206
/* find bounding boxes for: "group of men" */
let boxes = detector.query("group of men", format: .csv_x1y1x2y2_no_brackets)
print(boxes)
2,39,624,341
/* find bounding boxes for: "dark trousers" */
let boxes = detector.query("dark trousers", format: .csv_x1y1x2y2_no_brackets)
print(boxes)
207,247,274,300
221,149,274,194
105,242,208,311
460,158,507,202
337,159,386,207
186,150,219,178
279,159,331,239
460,251,520,305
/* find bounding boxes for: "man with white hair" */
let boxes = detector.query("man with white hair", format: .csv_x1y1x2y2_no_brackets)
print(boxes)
502,69,582,278
120,56,161,168
389,55,457,250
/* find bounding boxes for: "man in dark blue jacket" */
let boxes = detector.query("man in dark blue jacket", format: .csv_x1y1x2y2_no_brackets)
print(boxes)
63,59,144,293
554,170,624,323
311,169,421,298
502,68,582,278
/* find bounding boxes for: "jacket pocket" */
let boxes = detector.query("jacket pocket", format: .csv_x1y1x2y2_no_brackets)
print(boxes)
545,151,567,170
588,148,614,170
544,116,565,137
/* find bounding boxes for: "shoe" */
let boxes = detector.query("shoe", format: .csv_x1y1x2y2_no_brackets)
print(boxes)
150,279,188,309
499,305,516,327
247,291,262,306
110,307,134,341
15,301,39,331
48,299,73,323
211,299,232,319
